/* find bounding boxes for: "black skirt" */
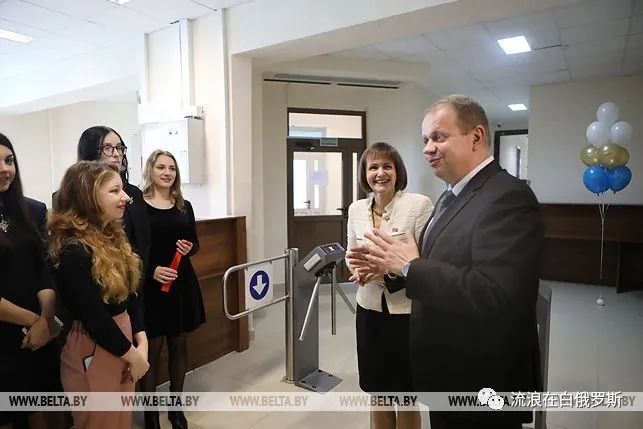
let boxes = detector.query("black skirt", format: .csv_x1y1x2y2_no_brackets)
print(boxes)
356,295,414,393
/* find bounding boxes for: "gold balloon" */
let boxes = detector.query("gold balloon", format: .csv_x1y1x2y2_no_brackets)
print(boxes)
612,145,629,167
580,145,599,166
597,143,620,168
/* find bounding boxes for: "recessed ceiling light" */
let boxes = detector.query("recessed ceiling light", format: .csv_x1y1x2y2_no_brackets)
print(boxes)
107,0,132,5
508,103,528,111
497,36,531,55
0,28,34,43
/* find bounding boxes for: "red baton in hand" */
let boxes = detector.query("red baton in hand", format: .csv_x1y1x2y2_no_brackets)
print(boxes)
161,241,191,292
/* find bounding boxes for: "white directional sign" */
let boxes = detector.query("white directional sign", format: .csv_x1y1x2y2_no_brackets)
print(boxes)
244,262,273,310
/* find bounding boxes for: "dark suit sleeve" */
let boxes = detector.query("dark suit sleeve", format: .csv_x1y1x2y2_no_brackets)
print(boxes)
185,201,199,257
405,188,543,316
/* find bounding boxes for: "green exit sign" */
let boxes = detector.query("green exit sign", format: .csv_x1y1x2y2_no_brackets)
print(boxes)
320,137,339,147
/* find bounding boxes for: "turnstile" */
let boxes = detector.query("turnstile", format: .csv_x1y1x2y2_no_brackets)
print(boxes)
221,243,355,394
293,243,355,393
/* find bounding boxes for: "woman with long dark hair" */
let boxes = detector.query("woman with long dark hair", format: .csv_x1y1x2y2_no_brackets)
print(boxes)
0,133,59,429
74,126,151,273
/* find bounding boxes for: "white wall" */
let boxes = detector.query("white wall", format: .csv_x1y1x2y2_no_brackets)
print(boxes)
190,12,229,219
0,111,52,203
0,101,139,205
50,102,140,189
529,74,643,204
261,81,442,274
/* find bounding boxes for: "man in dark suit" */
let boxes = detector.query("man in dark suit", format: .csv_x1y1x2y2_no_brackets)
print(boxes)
347,95,544,429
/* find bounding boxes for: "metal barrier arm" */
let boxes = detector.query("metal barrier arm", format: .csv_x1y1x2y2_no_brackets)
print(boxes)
331,266,337,335
298,276,323,341
330,265,356,335
334,280,356,314
222,253,289,321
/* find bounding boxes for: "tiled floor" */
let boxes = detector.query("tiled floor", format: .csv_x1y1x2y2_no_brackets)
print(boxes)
137,281,643,429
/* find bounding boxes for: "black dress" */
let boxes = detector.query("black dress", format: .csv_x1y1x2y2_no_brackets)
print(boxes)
143,200,205,338
0,216,57,397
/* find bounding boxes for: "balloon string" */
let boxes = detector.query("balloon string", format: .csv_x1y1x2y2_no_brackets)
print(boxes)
598,203,609,279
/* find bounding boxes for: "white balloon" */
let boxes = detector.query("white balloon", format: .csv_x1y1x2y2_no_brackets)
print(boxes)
596,102,619,126
586,121,610,146
610,121,632,144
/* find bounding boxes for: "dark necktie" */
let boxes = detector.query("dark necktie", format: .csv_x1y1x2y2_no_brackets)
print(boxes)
421,190,456,253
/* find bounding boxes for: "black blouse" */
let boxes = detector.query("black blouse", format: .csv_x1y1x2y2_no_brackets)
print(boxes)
52,183,150,333
54,244,142,357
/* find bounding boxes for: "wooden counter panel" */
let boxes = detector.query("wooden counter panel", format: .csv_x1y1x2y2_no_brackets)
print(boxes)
541,204,643,292
542,204,643,242
153,216,248,385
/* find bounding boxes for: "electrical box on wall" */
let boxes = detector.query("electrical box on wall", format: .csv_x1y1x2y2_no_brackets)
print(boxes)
141,118,205,184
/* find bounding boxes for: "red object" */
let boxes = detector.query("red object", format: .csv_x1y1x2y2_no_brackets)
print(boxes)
161,241,191,292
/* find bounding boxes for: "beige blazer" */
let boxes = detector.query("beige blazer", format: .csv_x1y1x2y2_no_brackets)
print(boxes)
346,191,433,314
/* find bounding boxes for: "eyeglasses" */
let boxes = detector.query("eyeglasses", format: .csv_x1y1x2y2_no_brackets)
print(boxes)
100,145,127,156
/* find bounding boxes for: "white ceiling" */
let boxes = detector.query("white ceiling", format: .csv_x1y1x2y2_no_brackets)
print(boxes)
324,0,643,123
0,0,252,80
1,0,642,123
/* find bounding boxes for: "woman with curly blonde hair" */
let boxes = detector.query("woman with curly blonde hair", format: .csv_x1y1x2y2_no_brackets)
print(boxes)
49,161,149,429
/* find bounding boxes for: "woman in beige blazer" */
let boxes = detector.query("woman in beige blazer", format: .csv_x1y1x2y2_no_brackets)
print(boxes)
346,142,433,429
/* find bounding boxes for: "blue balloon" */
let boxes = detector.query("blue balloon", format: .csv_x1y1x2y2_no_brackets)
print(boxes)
583,166,609,194
606,165,632,192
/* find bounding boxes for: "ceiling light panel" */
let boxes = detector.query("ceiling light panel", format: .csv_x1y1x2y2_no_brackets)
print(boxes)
508,103,528,111
0,28,33,43
497,36,531,54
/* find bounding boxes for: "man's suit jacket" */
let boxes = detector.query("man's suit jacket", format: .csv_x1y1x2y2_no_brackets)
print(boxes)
392,161,544,424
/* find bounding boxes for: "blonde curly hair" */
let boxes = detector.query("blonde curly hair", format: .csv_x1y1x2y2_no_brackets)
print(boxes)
49,161,141,303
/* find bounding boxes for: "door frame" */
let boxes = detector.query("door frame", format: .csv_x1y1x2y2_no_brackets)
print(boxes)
286,108,367,261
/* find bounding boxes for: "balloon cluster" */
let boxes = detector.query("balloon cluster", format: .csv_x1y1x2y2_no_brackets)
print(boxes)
581,102,632,194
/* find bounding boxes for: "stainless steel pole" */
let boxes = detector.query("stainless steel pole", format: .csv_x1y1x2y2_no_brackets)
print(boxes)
331,265,337,335
284,248,298,383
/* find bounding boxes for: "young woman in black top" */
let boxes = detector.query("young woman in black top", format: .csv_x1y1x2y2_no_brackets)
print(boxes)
53,127,151,375
50,161,149,429
139,150,205,429
0,133,58,429
75,126,151,278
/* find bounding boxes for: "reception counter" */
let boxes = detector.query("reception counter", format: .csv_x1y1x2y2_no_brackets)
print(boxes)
156,216,248,383
541,204,643,293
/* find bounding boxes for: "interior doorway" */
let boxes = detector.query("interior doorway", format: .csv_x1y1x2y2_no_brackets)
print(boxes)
494,129,529,183
286,108,367,280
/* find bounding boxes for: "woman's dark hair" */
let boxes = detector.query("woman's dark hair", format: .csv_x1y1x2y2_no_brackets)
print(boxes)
0,132,37,245
77,126,129,182
357,142,408,193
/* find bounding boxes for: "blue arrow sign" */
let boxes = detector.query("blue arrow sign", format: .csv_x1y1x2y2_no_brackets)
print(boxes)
249,270,270,300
